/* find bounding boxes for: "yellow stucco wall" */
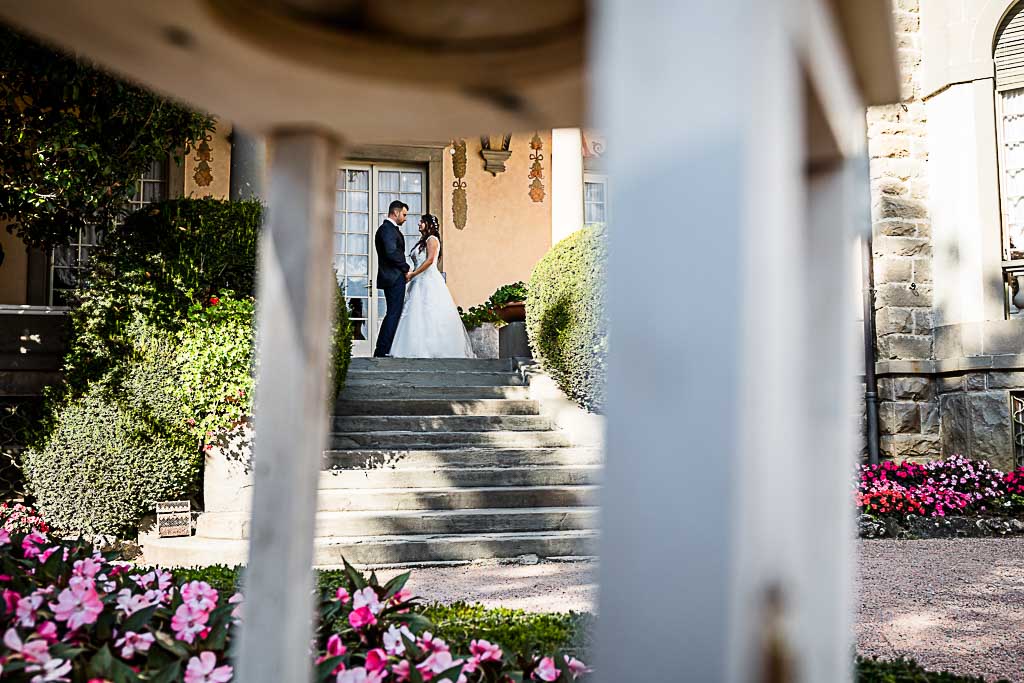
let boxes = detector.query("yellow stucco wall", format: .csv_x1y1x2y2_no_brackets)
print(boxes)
442,132,552,308
0,223,27,304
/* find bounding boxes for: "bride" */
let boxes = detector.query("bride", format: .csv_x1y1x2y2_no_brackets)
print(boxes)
389,214,476,358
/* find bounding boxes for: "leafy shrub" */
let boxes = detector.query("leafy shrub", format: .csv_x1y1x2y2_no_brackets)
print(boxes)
423,602,585,659
24,323,200,535
527,226,607,412
59,198,263,398
28,199,352,535
0,535,591,682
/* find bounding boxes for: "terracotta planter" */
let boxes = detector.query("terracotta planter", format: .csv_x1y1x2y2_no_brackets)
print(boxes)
496,301,526,323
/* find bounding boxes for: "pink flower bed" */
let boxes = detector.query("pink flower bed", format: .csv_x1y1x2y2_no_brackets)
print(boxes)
0,527,589,682
855,455,1021,518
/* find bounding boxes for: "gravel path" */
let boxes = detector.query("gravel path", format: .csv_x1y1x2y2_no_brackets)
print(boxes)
379,539,1024,681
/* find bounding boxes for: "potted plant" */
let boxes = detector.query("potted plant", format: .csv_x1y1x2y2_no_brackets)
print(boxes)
490,281,529,323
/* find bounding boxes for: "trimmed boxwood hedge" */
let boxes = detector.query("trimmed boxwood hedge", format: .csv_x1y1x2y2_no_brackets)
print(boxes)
527,225,607,412
24,323,200,535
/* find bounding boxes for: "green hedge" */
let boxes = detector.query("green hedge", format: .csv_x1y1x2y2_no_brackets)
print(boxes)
27,198,352,535
24,323,199,534
527,226,607,412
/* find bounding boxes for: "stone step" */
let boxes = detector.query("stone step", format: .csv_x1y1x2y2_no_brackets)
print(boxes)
197,506,598,540
318,464,601,490
333,399,540,416
339,385,530,401
345,371,524,387
142,530,597,568
315,484,597,512
349,358,514,372
329,430,572,450
322,447,602,470
330,415,554,433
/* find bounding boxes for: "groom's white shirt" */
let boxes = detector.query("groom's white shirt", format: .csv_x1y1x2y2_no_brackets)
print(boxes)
384,217,397,228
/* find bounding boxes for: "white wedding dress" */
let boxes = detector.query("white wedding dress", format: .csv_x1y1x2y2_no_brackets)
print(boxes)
390,236,476,358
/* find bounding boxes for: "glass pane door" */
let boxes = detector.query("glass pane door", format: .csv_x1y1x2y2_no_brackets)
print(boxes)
336,163,426,356
335,167,373,356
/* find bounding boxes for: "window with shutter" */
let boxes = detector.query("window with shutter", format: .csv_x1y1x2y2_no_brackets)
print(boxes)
995,2,1024,316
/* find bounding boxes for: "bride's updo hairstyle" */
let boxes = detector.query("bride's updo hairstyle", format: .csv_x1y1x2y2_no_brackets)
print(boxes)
415,213,441,253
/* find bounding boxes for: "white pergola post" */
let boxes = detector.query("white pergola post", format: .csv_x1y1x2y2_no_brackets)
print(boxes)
551,128,585,244
235,132,341,683
593,0,857,680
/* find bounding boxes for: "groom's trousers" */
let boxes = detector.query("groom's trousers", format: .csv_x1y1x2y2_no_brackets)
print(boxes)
374,280,406,357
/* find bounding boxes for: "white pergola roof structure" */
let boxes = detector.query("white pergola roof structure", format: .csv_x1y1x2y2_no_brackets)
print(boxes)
0,1,900,681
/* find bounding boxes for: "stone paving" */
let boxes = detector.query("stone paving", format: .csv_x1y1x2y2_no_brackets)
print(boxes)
381,539,1024,681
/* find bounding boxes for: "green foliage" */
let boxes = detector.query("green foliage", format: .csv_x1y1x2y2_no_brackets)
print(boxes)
855,657,1010,682
459,281,529,331
23,323,200,535
527,226,607,412
175,296,255,443
489,281,528,307
458,303,502,331
422,601,586,659
61,198,263,396
330,280,353,400
28,198,353,534
0,25,215,249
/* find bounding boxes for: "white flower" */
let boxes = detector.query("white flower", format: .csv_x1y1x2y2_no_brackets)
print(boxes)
383,624,414,655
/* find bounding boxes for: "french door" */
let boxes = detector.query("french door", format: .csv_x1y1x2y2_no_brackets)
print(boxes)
334,163,425,356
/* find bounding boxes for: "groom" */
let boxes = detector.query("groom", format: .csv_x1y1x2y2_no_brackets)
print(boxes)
373,200,412,357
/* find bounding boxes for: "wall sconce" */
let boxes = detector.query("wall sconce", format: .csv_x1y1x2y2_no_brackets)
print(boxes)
480,134,513,175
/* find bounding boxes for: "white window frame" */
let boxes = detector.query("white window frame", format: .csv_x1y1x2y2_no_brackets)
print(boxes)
583,172,609,228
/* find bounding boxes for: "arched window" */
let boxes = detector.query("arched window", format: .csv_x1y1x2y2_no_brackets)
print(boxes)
994,1,1024,315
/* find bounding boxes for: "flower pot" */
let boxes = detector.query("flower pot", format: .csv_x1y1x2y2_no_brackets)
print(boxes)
496,301,526,323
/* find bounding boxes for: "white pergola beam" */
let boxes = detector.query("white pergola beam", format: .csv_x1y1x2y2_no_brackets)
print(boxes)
235,131,341,683
593,0,858,680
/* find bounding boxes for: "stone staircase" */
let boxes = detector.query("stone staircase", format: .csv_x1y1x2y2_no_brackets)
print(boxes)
143,357,600,568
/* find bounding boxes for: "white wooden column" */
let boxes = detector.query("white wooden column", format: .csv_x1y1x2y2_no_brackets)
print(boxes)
552,128,585,244
592,0,854,680
235,132,341,683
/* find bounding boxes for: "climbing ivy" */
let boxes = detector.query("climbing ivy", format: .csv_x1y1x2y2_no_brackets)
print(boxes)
0,25,215,249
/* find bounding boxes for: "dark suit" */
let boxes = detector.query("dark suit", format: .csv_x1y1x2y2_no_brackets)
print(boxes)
373,219,411,357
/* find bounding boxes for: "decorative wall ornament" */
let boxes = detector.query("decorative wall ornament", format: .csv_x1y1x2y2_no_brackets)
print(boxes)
528,132,545,203
192,134,214,187
581,129,606,158
480,133,513,175
451,139,468,230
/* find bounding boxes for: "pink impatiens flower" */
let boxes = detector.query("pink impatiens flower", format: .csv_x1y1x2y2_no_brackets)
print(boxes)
4,627,51,663
116,630,155,659
391,660,411,683
383,624,414,656
228,593,244,622
335,587,350,604
336,667,386,683
50,581,103,630
184,652,233,683
35,621,58,645
316,634,347,675
352,587,383,615
17,592,45,628
171,603,210,644
348,606,376,630
417,650,463,677
25,657,72,682
566,656,591,678
418,632,449,654
0,528,9,545
181,581,219,612
365,648,388,673
115,588,154,616
72,558,103,580
533,657,560,681
21,532,48,559
470,639,502,663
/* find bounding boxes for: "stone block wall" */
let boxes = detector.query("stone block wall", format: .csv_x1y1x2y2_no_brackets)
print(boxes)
876,375,939,459
867,0,933,364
